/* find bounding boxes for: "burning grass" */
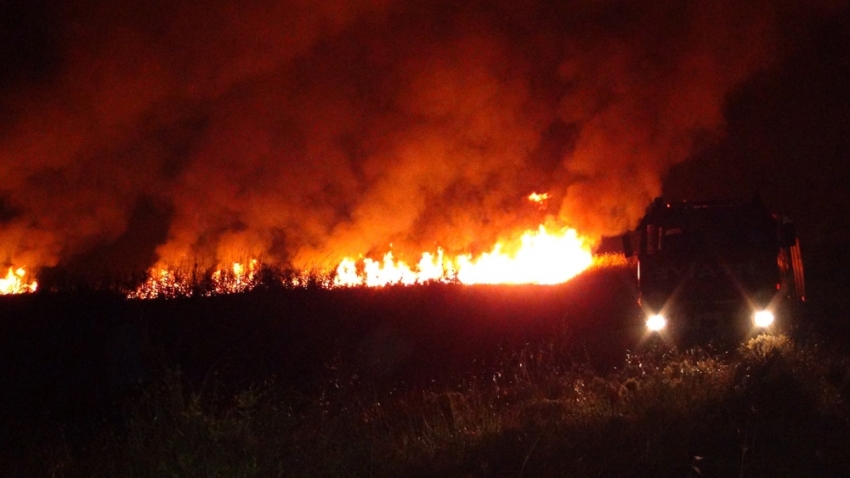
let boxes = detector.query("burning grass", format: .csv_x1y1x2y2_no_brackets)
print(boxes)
0,266,37,294
21,334,850,477
125,252,617,300
123,224,599,298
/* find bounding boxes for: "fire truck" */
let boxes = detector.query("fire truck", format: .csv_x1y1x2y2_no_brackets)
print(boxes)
623,196,805,342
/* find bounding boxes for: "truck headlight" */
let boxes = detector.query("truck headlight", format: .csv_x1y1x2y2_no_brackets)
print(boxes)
646,314,667,332
754,310,775,328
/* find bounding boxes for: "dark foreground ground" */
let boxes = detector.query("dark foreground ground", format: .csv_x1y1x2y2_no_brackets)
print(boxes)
1,246,849,477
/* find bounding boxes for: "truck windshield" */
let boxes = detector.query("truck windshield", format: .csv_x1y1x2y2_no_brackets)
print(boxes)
647,209,777,256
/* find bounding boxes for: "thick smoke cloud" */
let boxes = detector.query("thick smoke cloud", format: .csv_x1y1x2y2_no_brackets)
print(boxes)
0,0,842,277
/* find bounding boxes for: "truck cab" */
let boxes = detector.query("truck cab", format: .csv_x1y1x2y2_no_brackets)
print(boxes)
624,197,805,342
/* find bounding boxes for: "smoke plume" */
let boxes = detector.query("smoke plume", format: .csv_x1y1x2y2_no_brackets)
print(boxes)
0,0,841,277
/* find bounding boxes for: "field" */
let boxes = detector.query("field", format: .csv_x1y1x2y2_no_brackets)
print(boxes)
1,259,849,477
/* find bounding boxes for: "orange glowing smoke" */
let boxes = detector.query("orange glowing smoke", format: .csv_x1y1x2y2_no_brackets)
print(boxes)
334,225,594,287
0,267,38,295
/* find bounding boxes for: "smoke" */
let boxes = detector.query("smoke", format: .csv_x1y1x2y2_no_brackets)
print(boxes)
553,1,779,236
0,0,841,277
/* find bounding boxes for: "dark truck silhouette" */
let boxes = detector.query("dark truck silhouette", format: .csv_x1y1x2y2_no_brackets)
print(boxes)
623,196,805,342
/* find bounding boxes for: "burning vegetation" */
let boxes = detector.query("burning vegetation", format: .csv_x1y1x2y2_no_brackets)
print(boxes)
333,225,592,287
0,267,37,295
116,191,597,298
127,224,598,299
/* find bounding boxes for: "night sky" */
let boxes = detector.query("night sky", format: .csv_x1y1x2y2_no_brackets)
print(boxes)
1,0,847,280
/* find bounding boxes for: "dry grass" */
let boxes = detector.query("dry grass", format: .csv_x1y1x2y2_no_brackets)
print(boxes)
27,333,845,477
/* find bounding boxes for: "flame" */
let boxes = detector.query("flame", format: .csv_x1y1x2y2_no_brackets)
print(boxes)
334,250,452,287
125,191,601,297
209,259,259,295
333,225,594,287
129,225,600,298
128,259,261,299
0,267,38,295
127,267,195,299
528,192,549,203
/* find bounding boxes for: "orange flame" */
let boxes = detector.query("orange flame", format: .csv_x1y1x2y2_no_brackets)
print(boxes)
0,267,38,295
127,267,195,299
333,225,594,287
209,259,259,295
129,225,600,297
128,259,261,299
528,192,549,203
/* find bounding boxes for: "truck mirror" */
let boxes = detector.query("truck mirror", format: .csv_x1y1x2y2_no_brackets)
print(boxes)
780,222,796,247
622,233,634,258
